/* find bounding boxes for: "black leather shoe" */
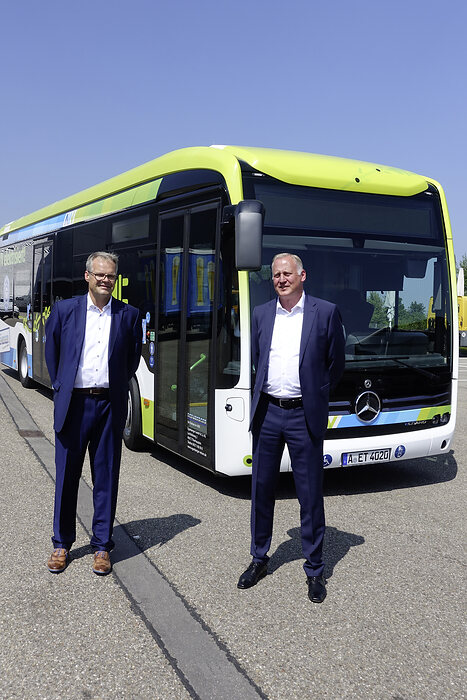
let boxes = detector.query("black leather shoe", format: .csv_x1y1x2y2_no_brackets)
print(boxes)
307,575,327,603
237,561,268,589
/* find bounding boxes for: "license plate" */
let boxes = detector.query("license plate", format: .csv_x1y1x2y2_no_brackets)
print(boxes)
341,448,391,466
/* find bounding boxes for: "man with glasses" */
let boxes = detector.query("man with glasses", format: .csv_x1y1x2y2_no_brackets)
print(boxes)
45,251,141,575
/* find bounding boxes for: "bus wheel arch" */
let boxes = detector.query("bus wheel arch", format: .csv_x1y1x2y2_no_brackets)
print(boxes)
18,338,34,388
123,376,145,450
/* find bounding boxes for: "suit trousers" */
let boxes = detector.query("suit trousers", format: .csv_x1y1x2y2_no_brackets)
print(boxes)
251,399,325,577
52,393,123,552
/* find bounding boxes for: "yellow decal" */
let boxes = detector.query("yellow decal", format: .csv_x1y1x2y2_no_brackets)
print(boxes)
112,274,129,304
196,257,204,305
43,306,51,323
208,261,215,301
32,306,51,333
141,397,154,439
172,257,180,305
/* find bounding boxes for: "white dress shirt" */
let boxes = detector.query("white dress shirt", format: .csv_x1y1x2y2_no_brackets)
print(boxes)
263,292,304,398
74,294,112,388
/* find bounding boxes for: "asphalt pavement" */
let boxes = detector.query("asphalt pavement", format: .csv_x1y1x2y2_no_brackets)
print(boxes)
0,363,465,699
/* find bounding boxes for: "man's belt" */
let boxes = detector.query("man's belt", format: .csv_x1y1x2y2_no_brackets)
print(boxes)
73,387,110,397
264,393,303,409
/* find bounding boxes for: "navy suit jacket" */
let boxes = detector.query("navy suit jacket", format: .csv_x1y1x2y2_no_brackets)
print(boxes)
45,295,142,434
250,294,345,439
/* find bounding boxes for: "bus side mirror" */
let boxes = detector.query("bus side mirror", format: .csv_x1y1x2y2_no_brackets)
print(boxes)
234,200,264,271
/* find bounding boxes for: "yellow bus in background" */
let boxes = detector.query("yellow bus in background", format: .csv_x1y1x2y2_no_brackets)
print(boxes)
456,268,467,349
458,297,467,347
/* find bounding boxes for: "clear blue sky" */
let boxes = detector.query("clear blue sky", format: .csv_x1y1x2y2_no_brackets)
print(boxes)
1,1,466,256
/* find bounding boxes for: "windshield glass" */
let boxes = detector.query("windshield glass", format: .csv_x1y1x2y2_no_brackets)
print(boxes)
246,177,451,369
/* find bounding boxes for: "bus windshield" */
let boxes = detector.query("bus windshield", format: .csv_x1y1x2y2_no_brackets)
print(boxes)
246,177,451,370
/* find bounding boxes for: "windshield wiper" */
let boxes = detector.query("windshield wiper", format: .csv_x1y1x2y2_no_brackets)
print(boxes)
346,355,441,381
387,357,441,382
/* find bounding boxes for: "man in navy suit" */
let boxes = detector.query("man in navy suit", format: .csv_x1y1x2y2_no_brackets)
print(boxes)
45,251,141,575
237,253,345,602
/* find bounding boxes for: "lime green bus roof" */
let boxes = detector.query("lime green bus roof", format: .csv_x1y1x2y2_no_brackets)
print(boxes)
215,145,429,196
1,145,432,238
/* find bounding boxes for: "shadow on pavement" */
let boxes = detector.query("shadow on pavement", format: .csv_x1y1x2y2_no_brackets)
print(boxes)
268,525,365,579
116,514,202,558
71,514,201,565
147,446,254,500
148,446,458,502
322,451,458,497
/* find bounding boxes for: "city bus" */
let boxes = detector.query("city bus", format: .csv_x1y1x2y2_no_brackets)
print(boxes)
0,145,457,475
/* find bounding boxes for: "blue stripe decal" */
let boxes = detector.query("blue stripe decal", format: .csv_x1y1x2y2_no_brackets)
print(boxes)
328,407,448,429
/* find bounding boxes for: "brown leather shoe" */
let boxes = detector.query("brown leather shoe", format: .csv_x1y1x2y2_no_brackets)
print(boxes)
92,551,112,575
47,548,69,573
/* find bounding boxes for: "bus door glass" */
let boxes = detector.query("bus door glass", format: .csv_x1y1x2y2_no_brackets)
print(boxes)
156,203,220,467
32,242,53,386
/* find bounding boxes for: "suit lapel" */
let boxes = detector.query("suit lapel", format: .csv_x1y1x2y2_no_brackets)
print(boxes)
263,299,276,353
299,295,318,365
74,295,87,358
109,299,124,358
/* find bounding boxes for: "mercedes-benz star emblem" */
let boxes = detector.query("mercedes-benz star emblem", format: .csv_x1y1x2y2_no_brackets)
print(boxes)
355,391,381,423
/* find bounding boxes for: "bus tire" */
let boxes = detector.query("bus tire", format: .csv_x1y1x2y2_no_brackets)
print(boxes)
123,377,145,450
18,339,34,388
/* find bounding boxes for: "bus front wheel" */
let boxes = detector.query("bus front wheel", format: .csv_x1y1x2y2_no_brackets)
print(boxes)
18,340,34,388
123,377,145,451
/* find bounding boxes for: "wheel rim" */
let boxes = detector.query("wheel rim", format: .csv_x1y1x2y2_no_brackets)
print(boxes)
124,394,132,436
20,346,28,379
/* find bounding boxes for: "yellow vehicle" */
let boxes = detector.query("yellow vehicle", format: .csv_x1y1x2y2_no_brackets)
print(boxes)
0,145,457,474
458,296,467,348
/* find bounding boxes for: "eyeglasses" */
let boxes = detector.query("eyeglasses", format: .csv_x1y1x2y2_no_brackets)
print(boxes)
88,271,117,282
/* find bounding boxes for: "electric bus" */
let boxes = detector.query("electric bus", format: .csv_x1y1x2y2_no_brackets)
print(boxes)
0,145,457,475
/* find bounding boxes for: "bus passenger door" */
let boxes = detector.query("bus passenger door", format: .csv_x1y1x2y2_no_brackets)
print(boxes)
32,242,53,387
156,203,220,469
